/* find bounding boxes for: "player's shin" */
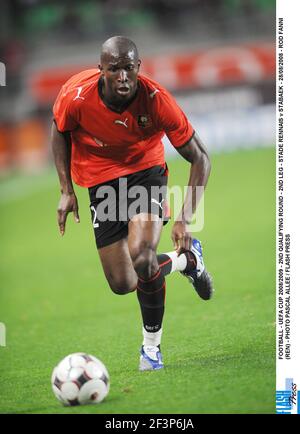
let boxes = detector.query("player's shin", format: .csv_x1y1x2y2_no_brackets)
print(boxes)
136,268,166,346
136,269,165,370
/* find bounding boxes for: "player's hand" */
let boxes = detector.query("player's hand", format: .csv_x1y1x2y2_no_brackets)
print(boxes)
57,192,80,236
171,220,192,254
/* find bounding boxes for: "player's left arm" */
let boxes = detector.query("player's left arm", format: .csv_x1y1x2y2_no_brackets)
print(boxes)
172,131,211,252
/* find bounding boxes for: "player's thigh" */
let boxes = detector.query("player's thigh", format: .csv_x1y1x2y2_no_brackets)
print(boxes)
98,238,137,294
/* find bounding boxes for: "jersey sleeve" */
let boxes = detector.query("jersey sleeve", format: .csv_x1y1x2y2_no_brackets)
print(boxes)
53,85,78,132
154,89,194,148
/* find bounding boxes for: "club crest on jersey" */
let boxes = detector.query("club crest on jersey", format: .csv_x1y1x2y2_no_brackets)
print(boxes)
137,114,152,128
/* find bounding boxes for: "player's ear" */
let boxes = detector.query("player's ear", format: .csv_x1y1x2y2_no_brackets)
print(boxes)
98,63,103,72
137,59,141,71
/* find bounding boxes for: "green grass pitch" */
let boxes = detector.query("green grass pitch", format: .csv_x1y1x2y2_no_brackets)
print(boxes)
0,147,275,414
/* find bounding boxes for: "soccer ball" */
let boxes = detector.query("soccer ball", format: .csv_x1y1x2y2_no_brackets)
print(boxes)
51,353,110,406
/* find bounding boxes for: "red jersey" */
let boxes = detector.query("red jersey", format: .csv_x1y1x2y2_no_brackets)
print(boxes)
53,69,194,187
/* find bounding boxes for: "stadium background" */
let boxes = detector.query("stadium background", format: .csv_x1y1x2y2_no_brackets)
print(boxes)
0,0,275,414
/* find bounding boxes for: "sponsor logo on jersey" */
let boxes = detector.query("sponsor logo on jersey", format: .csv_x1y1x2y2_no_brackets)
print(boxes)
73,86,85,101
114,118,128,128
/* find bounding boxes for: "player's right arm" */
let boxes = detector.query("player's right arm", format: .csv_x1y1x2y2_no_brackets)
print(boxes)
51,121,80,236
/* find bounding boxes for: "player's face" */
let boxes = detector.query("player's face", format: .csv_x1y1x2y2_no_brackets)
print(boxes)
100,50,141,104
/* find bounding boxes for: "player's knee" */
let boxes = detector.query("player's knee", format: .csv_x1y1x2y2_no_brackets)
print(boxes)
107,276,136,295
130,242,157,280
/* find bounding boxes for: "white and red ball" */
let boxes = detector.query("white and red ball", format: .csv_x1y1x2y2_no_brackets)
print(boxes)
51,353,110,406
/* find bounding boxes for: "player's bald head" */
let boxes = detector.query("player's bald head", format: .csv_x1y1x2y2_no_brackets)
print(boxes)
100,36,139,63
99,36,141,105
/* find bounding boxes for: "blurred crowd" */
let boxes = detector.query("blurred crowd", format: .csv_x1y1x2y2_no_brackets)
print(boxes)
1,0,274,87
0,0,275,175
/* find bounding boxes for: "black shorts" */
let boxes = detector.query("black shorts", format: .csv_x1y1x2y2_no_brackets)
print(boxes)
88,165,169,248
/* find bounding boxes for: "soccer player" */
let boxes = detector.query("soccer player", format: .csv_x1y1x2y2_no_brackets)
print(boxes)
51,36,213,371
